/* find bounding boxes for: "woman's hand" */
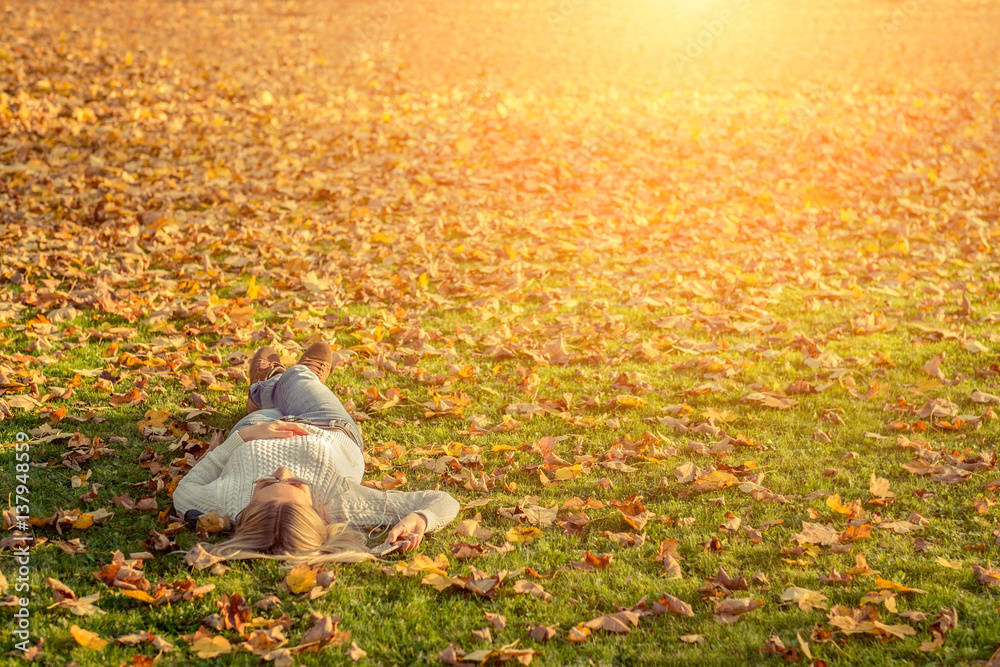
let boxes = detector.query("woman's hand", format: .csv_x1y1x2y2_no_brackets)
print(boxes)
386,512,428,552
238,420,310,442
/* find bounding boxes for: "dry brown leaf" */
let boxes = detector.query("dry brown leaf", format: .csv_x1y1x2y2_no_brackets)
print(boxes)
484,612,506,630
566,623,591,642
293,614,351,653
512,579,553,602
869,474,896,501
528,625,556,642
972,564,1000,588
792,522,841,546
347,641,367,661
662,555,683,579
780,586,828,611
714,598,764,620
583,610,641,634
570,551,613,571
182,544,226,571
609,494,655,530
652,593,694,617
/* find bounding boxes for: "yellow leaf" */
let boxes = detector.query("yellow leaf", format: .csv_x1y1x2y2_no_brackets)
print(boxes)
505,526,543,544
691,470,737,491
780,585,828,611
191,635,232,659
615,395,646,407
137,409,171,430
285,564,318,594
72,514,94,530
121,589,157,604
826,494,852,515
875,577,927,594
421,573,466,591
554,465,583,480
370,231,396,244
70,625,107,650
246,275,260,300
566,623,591,642
396,553,449,577
934,557,963,570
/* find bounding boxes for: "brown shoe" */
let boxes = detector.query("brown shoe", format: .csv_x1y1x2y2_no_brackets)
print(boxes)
295,342,333,384
246,346,285,415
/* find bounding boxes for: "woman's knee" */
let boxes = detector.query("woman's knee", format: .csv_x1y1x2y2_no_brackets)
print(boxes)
281,364,319,383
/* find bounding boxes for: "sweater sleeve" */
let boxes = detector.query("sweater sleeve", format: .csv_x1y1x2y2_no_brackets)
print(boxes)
335,480,461,534
171,430,247,516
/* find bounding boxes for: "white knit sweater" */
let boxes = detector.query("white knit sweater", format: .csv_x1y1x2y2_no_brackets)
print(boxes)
172,424,460,534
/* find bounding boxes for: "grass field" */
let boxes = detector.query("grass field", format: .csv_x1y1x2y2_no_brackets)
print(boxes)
1,0,999,665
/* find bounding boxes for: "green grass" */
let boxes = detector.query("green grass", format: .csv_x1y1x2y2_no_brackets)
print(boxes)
2,284,998,665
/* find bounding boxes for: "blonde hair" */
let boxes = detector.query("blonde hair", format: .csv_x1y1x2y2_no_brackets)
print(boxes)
204,500,376,566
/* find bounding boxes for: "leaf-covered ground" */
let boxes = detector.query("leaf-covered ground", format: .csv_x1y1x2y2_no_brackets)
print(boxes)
2,0,999,665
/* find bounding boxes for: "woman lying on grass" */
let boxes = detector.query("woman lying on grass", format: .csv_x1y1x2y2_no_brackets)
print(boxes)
172,342,460,565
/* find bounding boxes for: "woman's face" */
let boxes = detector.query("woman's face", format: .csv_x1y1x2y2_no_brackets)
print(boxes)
249,467,313,506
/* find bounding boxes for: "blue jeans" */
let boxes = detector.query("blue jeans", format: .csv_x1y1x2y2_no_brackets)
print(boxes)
227,365,365,453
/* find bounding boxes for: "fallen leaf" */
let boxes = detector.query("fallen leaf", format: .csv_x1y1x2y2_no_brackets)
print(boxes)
875,577,927,594
566,623,591,642
583,610,641,634
512,580,553,602
347,641,367,661
609,495,655,530
70,625,108,651
183,544,226,571
972,564,1000,588
190,635,232,659
528,625,556,642
714,598,764,623
652,593,694,617
284,564,320,594
570,551,613,571
792,522,841,546
780,586,828,611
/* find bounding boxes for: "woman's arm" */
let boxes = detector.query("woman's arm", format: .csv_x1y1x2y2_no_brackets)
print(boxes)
335,480,460,534
171,430,247,516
